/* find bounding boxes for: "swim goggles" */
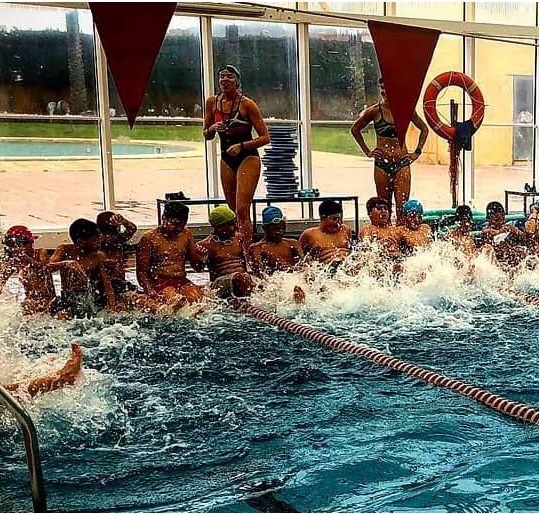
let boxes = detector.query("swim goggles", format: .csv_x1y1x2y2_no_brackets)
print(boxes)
2,236,31,245
263,216,286,225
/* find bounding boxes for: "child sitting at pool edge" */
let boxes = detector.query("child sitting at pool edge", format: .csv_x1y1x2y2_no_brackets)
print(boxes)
197,206,253,298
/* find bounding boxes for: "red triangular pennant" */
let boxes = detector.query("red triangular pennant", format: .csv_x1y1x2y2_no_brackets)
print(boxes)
90,2,176,128
368,21,440,148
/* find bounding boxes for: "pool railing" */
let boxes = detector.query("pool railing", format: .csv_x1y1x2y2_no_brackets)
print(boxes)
0,385,47,512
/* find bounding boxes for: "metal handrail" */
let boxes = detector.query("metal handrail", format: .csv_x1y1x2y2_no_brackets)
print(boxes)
0,385,47,512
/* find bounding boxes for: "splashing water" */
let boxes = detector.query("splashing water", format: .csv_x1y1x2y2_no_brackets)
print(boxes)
2,243,539,512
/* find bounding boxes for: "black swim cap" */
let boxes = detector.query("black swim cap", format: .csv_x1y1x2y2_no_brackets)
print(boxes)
486,201,504,217
163,202,189,223
69,218,99,244
455,205,473,221
319,200,343,218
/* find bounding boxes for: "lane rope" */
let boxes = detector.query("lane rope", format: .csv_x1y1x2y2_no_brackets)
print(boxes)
230,299,539,426
506,288,539,307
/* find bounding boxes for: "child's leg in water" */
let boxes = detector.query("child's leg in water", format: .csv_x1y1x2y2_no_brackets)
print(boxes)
3,342,83,397
27,342,83,396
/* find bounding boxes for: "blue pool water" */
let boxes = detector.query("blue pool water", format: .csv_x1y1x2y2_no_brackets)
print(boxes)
0,140,189,158
2,245,539,512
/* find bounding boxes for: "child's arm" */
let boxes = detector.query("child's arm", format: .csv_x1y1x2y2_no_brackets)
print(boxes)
249,244,264,278
0,259,15,294
136,236,157,297
49,244,67,264
112,214,137,243
239,235,250,271
48,245,81,272
98,253,116,311
187,231,206,272
291,241,305,267
14,248,48,269
298,231,314,263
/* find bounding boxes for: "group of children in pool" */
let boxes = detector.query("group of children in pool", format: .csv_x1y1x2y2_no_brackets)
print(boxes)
3,196,539,396
1,197,538,323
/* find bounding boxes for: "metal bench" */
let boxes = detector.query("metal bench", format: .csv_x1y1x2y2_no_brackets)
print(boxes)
156,194,360,236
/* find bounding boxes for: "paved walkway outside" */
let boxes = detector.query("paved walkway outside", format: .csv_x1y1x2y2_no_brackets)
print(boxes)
0,141,533,229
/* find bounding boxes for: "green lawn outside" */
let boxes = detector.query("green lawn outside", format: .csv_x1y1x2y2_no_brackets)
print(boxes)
0,121,374,156
0,122,202,142
311,126,374,157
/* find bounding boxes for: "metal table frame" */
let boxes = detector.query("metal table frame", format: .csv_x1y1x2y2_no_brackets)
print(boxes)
157,195,360,235
505,190,539,216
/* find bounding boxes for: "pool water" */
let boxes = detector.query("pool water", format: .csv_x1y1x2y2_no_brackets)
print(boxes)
0,140,189,158
2,243,539,512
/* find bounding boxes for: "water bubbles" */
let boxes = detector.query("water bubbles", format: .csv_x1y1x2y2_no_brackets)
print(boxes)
2,244,539,511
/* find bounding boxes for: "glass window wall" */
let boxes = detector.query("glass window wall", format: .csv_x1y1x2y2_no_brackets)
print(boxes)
107,16,205,225
309,25,379,211
474,40,534,212
0,4,101,229
1,3,539,228
211,20,300,220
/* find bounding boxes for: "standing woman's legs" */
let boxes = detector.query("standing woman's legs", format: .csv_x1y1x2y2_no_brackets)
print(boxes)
392,166,411,225
374,166,394,219
235,156,260,252
221,160,238,211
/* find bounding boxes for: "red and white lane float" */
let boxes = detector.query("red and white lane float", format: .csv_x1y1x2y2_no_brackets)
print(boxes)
231,299,539,425
423,72,485,207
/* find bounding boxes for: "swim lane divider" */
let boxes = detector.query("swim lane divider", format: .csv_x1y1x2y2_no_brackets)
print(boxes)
231,299,539,425
506,288,539,307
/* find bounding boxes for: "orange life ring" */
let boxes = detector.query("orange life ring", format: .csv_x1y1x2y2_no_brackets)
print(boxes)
423,72,485,141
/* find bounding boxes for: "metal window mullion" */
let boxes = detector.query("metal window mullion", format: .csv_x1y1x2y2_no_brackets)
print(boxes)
94,25,115,210
200,16,219,200
533,3,539,189
297,22,312,194
385,2,396,17
464,2,475,207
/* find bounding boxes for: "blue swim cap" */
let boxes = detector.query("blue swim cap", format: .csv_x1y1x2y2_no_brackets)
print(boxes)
402,200,423,217
262,206,285,225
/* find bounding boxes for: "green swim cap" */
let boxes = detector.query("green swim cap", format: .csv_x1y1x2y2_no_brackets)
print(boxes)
209,206,236,227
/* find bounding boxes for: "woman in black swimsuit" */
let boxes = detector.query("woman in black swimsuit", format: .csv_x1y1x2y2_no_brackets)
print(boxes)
351,78,429,224
203,65,269,252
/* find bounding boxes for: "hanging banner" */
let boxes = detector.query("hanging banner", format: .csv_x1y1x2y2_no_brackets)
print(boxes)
90,2,177,128
368,20,440,147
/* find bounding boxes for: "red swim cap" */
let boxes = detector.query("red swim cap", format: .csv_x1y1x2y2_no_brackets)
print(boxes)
4,225,37,242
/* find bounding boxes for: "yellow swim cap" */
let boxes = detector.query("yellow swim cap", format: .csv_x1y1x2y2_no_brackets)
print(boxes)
209,206,236,227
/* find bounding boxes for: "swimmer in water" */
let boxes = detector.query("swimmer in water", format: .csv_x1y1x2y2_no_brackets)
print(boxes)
197,206,253,298
445,205,478,257
3,342,83,397
360,197,404,275
96,211,180,315
399,200,432,253
96,211,138,294
49,218,116,318
525,200,539,254
249,206,306,303
0,226,57,315
137,202,204,306
481,201,527,267
360,197,403,258
299,200,352,267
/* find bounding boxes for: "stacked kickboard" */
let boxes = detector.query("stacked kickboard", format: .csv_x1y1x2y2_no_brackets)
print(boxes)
262,125,299,198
